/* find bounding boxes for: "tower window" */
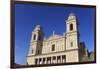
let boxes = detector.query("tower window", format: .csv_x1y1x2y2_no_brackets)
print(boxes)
52,44,55,51
38,35,41,40
33,34,36,40
71,42,73,47
70,24,73,31
31,49,33,53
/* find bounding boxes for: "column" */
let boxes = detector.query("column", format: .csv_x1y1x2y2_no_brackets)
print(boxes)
41,58,43,64
61,56,62,63
45,57,47,64
43,58,45,64
56,56,57,64
57,56,58,63
51,57,53,64
49,57,50,64
37,58,39,64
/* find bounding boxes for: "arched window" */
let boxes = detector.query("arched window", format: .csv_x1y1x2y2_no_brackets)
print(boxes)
33,34,36,40
70,24,73,31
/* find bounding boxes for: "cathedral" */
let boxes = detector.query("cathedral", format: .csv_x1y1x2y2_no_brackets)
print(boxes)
27,13,88,65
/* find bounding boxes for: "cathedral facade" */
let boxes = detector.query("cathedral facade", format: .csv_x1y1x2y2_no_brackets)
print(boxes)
27,13,88,65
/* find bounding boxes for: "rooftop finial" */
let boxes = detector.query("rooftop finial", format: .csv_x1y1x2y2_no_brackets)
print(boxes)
53,30,55,36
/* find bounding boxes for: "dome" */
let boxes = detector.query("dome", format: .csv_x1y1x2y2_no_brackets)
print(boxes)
36,25,41,28
67,13,76,20
69,13,75,16
34,25,41,31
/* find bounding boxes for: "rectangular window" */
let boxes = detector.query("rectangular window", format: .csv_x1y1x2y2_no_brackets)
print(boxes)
52,44,55,51
71,42,73,47
38,50,39,54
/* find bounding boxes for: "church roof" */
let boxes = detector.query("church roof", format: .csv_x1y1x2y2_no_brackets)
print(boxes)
46,34,62,41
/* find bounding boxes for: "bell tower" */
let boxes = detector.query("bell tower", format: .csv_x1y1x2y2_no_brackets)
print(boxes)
66,13,79,49
65,13,80,62
28,25,44,56
27,25,44,65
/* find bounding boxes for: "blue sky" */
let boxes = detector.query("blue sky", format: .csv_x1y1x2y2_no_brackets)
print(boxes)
15,3,95,65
